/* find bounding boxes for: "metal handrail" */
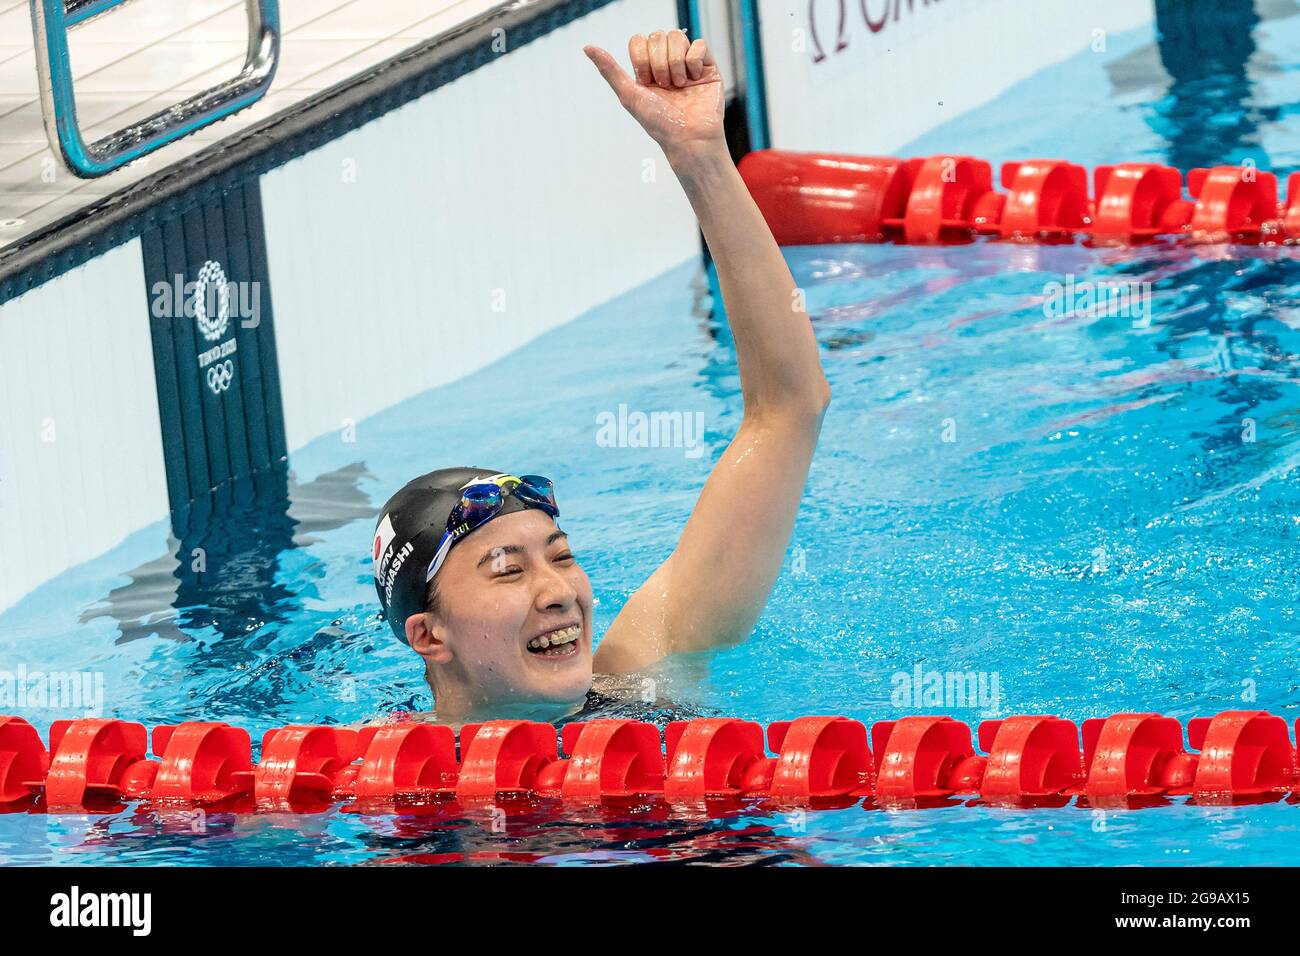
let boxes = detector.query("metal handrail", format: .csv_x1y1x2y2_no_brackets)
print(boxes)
29,0,280,178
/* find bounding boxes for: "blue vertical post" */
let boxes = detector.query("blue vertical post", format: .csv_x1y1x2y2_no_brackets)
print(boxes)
736,0,770,152
679,0,709,270
677,0,698,35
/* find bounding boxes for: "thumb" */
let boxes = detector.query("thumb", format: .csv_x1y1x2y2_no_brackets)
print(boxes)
583,45,637,102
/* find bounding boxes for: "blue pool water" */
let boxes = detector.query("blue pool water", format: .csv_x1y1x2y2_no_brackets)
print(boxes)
2,9,1300,864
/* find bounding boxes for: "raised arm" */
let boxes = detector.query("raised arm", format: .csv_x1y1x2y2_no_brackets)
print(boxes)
584,31,831,675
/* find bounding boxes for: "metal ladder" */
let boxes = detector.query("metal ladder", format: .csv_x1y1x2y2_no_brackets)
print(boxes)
29,0,280,178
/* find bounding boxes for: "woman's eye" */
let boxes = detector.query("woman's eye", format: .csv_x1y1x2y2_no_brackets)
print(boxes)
494,565,523,577
554,551,575,563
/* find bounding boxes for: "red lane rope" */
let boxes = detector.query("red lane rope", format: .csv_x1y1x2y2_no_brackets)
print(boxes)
2,710,1297,812
737,150,1300,246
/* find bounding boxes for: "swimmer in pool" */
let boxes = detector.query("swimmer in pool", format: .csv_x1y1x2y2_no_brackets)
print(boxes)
370,30,830,725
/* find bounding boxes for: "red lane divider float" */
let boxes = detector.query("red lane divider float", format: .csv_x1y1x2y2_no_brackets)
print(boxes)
1,711,1298,814
738,149,1300,245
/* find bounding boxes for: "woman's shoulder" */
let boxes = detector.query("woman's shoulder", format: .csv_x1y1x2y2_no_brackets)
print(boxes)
564,674,711,726
353,676,712,732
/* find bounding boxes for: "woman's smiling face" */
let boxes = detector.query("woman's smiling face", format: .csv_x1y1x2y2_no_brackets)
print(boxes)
409,508,595,712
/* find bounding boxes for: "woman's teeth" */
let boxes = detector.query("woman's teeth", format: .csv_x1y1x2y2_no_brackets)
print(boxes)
527,624,581,655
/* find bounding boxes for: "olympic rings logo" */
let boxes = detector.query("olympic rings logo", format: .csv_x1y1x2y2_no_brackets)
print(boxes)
206,359,234,395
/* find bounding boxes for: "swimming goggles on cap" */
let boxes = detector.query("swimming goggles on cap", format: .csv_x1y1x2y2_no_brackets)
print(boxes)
425,474,559,582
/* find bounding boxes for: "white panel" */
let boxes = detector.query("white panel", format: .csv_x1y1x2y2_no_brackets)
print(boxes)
262,0,699,452
0,240,170,612
761,0,1156,153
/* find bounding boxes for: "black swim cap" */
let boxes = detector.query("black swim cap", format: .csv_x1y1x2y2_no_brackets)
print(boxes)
373,467,535,643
